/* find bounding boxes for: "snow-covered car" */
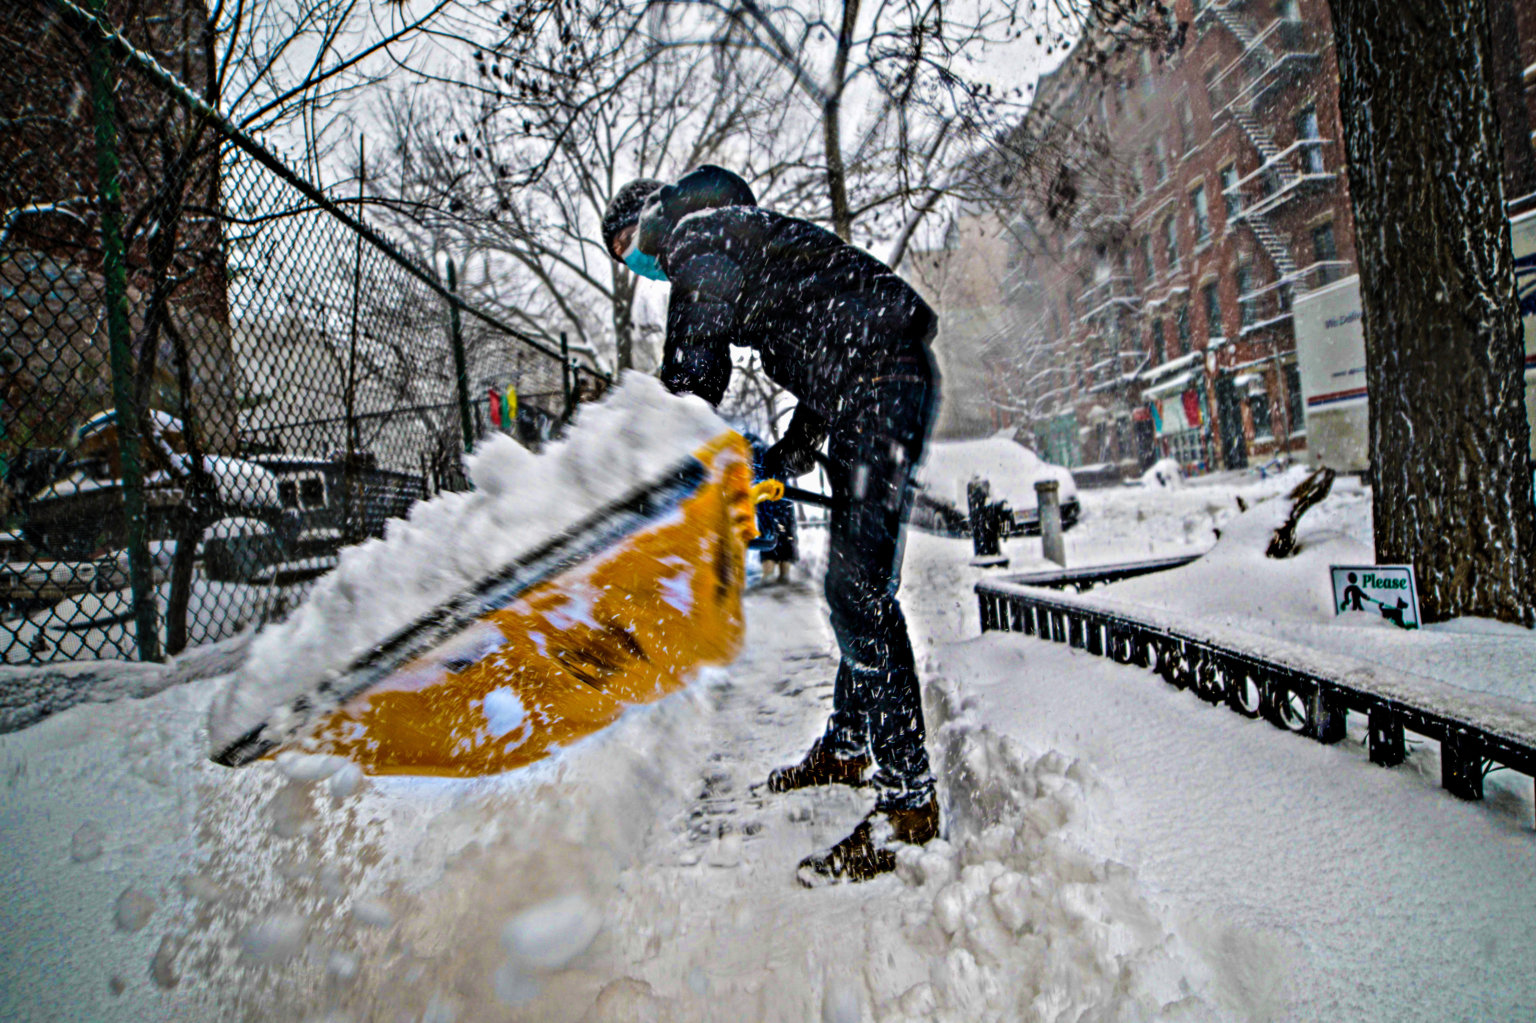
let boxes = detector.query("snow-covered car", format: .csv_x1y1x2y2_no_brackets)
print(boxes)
18,408,283,559
912,436,1081,537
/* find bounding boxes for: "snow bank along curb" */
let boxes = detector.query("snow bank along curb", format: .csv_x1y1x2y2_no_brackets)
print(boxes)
207,374,727,755
975,577,1536,804
0,632,252,735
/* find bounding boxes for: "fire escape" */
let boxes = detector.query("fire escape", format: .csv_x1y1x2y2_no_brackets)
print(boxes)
1196,1,1347,333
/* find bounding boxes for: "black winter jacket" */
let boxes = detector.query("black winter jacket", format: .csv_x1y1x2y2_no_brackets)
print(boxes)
655,206,937,434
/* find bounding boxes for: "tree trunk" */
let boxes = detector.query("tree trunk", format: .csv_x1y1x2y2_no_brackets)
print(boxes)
1328,0,1536,624
823,0,860,241
1488,0,1536,200
164,506,198,656
823,96,852,241
612,271,635,371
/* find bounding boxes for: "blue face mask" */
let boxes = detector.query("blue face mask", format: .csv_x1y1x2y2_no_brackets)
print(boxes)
624,247,667,282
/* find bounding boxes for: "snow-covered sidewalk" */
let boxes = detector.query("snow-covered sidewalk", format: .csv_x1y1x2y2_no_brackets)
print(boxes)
931,632,1536,1021
899,481,1536,1022
5,460,1535,1021
0,568,1220,1022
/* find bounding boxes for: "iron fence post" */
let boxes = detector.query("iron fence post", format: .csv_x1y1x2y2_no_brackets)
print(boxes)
560,331,573,421
86,0,160,662
446,259,473,454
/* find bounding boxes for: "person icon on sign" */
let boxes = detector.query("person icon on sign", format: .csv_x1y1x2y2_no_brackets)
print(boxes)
1340,572,1370,612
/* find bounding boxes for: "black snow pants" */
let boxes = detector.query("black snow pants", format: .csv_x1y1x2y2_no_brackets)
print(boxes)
819,347,940,811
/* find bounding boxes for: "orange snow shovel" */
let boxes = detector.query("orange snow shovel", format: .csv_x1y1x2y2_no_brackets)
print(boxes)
212,432,785,776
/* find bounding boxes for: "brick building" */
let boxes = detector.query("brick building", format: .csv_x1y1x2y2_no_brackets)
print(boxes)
1,0,237,480
988,0,1536,477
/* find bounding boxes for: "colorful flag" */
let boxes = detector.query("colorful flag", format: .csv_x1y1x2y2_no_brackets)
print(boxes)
488,386,502,428
1181,389,1202,427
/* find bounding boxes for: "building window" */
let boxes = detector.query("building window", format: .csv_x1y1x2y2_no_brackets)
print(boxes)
1142,234,1157,281
1140,50,1155,96
1154,137,1169,182
1203,280,1223,340
1167,426,1204,469
1285,363,1304,433
1276,0,1300,21
1191,183,1211,242
1295,106,1324,173
1312,221,1341,283
1151,319,1166,364
1237,264,1256,326
1178,99,1195,154
1175,304,1191,354
1164,216,1180,270
1098,92,1110,125
1220,164,1240,222
1203,64,1220,108
1249,389,1273,438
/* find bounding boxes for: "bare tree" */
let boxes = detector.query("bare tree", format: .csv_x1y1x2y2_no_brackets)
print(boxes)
369,14,790,372
633,0,1030,267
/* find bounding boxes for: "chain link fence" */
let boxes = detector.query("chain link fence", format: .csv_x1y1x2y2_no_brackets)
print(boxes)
2,0,608,665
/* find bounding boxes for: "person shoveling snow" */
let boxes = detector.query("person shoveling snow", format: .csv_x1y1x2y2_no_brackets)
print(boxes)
604,164,941,884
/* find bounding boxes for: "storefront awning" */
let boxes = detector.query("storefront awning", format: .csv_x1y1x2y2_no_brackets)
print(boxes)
1143,370,1198,400
1138,350,1202,382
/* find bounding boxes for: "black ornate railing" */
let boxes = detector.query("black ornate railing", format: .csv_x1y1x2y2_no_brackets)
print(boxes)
995,554,1204,592
977,577,1536,805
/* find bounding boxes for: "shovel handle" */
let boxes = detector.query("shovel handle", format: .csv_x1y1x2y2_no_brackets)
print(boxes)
780,483,837,509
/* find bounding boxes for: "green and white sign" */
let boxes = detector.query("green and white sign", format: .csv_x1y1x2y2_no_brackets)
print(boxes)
1330,564,1420,630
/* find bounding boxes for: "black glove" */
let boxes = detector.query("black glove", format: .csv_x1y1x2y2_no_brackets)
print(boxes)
762,405,827,480
761,438,818,480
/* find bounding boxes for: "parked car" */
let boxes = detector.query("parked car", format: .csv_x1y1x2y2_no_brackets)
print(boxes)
17,408,282,559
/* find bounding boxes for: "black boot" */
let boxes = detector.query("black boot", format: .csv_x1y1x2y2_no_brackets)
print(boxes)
764,737,871,793
796,794,940,886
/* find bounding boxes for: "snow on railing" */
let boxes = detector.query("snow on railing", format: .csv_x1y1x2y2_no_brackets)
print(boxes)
1238,261,1352,308
1138,350,1203,382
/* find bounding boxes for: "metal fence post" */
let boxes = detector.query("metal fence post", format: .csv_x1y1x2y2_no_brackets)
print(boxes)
1036,479,1067,567
86,0,160,662
560,331,573,421
446,259,473,454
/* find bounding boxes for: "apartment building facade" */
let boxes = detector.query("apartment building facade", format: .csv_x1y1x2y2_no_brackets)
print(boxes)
993,0,1536,476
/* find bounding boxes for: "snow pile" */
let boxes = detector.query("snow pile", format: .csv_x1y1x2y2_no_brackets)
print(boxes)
11,476,1536,1020
871,681,1208,1021
208,373,728,752
1102,474,1350,622
917,437,1078,512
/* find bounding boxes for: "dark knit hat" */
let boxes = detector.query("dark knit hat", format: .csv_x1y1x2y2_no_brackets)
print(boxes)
602,178,664,258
